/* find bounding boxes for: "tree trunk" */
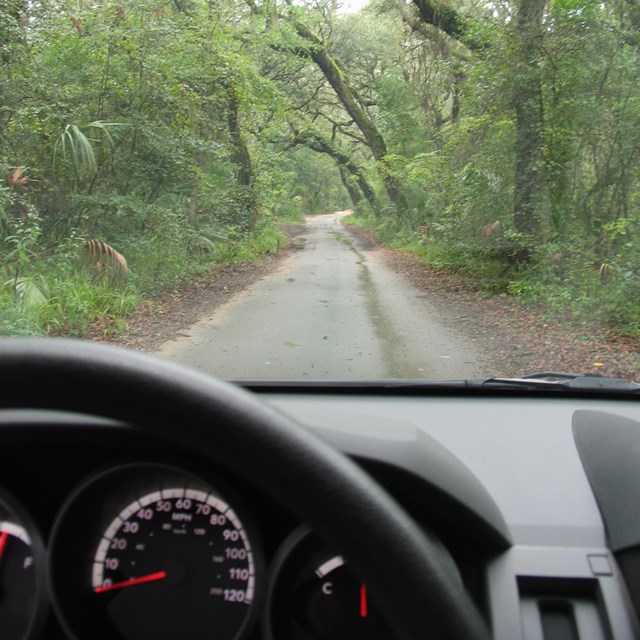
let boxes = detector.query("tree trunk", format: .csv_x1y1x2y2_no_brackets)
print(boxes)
513,0,547,236
227,86,252,188
245,0,408,212
292,22,408,212
339,166,362,208
226,83,257,230
408,0,547,235
293,128,379,211
408,0,481,50
188,175,199,223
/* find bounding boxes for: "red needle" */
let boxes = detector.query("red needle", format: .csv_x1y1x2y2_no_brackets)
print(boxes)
360,583,368,618
94,570,167,594
0,531,8,563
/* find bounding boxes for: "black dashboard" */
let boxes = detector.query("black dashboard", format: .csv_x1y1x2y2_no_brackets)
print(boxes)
0,409,493,640
1,342,640,640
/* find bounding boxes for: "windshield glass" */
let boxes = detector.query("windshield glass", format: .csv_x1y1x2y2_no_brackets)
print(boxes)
1,0,639,381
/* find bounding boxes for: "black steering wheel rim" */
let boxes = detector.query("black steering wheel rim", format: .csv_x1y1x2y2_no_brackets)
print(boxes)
0,338,490,640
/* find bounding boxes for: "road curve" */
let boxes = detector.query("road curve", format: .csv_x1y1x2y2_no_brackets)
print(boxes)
156,212,481,380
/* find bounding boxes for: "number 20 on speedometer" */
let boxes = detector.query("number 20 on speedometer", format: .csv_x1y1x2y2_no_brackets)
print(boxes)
92,488,255,640
49,467,262,640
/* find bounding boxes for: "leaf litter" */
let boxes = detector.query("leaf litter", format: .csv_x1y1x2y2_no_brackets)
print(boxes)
89,221,639,383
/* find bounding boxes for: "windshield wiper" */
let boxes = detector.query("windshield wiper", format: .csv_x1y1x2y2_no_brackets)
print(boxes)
242,373,640,395
475,372,640,393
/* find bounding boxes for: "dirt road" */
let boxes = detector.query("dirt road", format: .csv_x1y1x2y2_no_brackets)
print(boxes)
156,212,481,380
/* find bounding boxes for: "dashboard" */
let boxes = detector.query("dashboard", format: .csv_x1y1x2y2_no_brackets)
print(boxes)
1,342,640,640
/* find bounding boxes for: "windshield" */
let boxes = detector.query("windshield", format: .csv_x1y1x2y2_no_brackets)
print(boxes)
1,0,639,382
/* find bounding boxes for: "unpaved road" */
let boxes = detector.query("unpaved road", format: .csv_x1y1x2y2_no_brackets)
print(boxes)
157,212,481,380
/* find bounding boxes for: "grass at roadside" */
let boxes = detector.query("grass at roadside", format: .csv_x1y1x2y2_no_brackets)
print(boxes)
344,213,640,340
343,214,640,381
0,219,288,338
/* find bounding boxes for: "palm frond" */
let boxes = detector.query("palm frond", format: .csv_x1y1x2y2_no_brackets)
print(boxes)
84,239,128,286
7,277,47,309
55,124,98,174
86,121,128,147
54,122,128,177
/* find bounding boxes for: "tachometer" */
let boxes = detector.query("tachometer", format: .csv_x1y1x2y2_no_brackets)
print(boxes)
50,464,262,640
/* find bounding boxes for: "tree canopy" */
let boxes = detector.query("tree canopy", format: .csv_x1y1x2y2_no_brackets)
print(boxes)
2,0,640,335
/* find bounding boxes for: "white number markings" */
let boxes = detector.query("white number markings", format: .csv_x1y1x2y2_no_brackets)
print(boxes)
92,487,256,604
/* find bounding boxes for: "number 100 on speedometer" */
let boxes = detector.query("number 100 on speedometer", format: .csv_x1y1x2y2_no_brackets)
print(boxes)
91,486,258,640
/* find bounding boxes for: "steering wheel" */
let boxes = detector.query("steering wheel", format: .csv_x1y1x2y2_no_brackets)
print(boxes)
0,338,490,640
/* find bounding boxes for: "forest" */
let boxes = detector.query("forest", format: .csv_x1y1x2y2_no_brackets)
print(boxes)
1,0,639,337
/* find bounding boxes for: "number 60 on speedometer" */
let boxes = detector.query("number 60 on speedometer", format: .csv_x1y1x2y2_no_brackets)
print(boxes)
50,467,263,640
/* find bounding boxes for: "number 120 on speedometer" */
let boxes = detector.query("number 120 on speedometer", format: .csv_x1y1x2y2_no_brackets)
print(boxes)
91,487,257,640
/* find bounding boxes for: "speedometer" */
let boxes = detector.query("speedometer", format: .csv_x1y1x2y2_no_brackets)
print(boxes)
50,464,262,640
93,488,255,639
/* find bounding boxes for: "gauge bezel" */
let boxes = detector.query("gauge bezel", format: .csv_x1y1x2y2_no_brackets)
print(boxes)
266,527,388,640
264,526,312,640
0,486,48,640
264,525,462,640
49,461,264,640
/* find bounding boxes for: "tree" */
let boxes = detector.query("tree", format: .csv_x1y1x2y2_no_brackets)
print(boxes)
291,126,379,209
247,0,408,212
512,0,547,236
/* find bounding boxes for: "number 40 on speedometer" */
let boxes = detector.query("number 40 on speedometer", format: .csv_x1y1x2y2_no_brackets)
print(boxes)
91,487,257,640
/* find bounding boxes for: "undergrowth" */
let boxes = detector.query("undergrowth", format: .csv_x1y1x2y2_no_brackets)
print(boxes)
345,213,640,339
0,216,288,337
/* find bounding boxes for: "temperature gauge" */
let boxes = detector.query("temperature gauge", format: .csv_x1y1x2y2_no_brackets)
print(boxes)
265,529,391,640
291,553,387,640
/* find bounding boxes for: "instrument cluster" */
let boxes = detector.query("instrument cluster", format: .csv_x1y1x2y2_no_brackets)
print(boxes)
0,460,397,640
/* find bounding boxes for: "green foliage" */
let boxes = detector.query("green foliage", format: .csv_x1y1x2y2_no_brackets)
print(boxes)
345,0,640,336
225,216,288,263
0,264,140,337
54,122,127,189
0,0,301,336
278,149,350,216
1,0,640,339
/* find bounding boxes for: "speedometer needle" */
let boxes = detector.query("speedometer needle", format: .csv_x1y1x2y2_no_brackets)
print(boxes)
94,570,167,593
